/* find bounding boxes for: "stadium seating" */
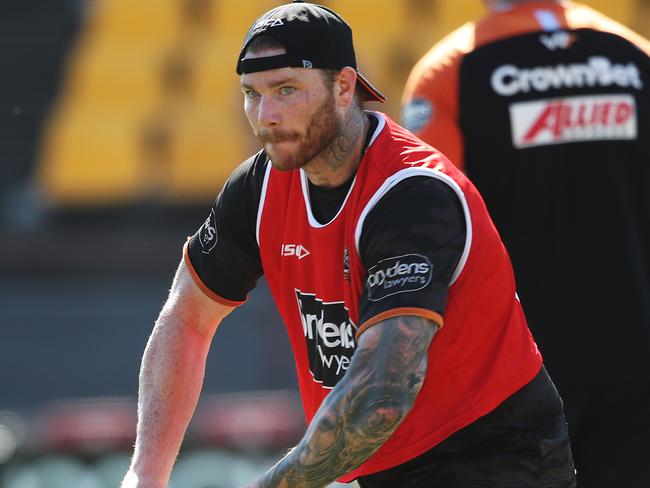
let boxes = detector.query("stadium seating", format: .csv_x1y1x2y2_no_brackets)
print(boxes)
167,107,251,201
36,0,642,208
63,42,165,112
88,0,184,45
38,0,189,205
38,108,146,204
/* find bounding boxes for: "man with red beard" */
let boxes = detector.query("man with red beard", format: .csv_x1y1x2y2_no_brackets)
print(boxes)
121,2,575,487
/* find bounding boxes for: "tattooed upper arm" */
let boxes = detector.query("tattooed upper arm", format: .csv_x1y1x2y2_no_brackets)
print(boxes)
345,315,439,429
255,315,438,488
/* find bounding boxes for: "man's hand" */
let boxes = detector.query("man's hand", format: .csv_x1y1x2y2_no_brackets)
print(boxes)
121,471,165,488
246,315,439,488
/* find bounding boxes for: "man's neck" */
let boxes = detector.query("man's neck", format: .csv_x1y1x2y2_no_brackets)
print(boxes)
303,108,370,188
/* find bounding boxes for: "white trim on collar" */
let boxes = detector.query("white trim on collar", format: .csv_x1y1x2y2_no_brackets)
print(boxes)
299,111,387,228
256,160,273,246
354,167,473,286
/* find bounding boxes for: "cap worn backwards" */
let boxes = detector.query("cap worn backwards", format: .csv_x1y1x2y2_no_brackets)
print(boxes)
236,1,386,102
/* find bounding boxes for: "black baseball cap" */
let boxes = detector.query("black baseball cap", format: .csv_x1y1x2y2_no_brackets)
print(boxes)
236,1,386,103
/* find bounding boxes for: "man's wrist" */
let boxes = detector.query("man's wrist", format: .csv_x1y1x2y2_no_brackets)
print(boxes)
121,470,167,488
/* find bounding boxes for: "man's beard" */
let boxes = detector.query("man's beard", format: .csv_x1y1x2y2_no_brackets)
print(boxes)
258,92,341,171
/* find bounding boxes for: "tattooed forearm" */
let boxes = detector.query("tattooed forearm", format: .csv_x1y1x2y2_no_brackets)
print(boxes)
252,315,438,488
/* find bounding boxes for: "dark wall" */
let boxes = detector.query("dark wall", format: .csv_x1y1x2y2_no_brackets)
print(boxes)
1,271,295,411
0,1,80,196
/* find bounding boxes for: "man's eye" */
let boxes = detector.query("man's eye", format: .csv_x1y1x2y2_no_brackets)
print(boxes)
244,90,260,99
280,86,295,95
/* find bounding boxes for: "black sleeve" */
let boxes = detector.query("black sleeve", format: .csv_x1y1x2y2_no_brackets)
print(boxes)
358,176,467,327
186,151,267,302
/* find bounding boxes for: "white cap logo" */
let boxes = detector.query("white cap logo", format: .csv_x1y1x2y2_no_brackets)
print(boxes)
254,18,285,30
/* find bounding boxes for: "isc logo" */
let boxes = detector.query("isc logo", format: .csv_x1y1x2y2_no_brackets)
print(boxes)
281,243,310,260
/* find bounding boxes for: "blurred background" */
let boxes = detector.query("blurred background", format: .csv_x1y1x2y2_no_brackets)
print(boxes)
1,0,648,486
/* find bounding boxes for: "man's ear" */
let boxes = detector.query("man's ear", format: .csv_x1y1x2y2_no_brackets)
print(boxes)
334,67,358,107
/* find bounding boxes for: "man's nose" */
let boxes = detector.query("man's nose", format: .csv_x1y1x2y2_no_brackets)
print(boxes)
257,95,280,128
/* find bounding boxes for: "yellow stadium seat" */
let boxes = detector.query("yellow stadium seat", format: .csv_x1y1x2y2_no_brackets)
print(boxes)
434,0,485,31
209,0,278,40
189,43,242,106
88,0,184,44
166,106,253,201
327,0,405,64
38,108,146,205
587,0,634,27
61,40,166,112
320,1,409,116
35,0,201,206
632,0,650,39
327,0,406,38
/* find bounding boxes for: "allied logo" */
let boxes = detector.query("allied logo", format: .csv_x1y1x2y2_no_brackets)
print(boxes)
366,254,433,301
281,243,310,260
509,94,637,148
296,290,357,388
199,209,218,254
402,98,434,133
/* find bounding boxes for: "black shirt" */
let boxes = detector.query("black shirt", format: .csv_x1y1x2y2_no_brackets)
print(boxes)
187,115,466,324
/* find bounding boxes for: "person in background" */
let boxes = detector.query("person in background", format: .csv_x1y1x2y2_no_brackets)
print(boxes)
402,1,650,486
121,2,576,487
